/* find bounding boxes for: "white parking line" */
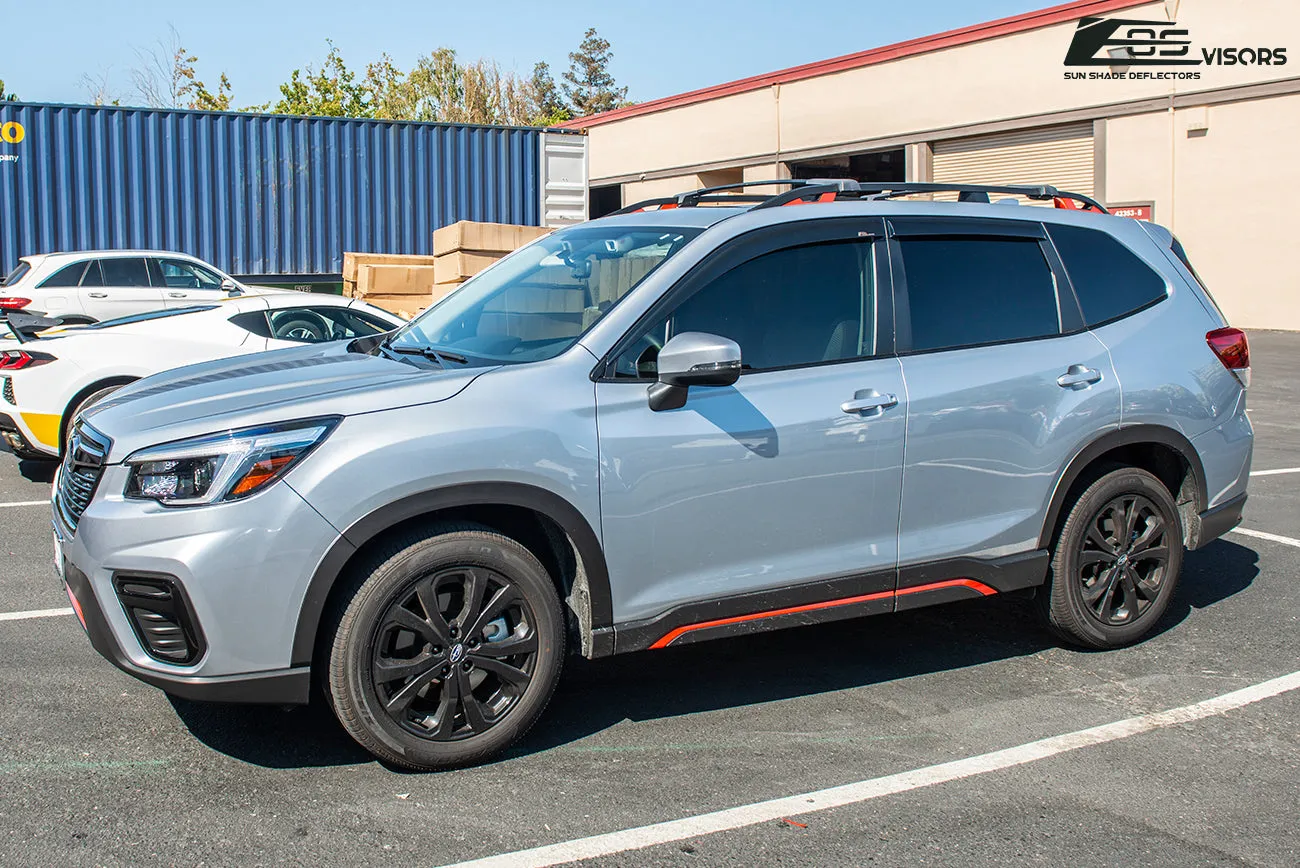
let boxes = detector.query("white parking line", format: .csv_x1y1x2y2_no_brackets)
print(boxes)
0,607,73,622
440,670,1300,868
1230,527,1300,549
0,500,47,509
1251,466,1300,477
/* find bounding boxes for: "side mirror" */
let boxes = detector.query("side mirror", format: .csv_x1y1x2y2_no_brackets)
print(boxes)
221,278,243,296
648,331,742,411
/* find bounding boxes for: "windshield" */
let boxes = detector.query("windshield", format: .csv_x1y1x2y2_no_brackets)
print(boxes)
1,261,30,287
386,225,702,366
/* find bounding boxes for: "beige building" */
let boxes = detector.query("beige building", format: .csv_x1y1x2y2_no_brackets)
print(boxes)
565,0,1300,330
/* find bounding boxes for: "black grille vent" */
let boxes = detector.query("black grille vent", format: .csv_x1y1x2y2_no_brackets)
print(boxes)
54,423,110,533
114,575,205,665
1,376,13,405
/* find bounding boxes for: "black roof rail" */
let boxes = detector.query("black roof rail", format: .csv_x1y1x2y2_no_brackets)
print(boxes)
850,182,1107,213
609,178,859,215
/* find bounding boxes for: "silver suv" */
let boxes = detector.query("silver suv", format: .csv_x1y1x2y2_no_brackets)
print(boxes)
53,181,1253,770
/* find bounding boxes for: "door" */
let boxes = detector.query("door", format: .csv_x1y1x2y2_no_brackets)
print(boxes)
932,122,1095,203
79,257,166,320
594,219,907,625
888,217,1121,571
150,257,230,308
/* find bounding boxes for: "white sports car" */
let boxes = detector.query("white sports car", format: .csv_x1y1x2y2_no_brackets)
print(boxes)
0,293,404,460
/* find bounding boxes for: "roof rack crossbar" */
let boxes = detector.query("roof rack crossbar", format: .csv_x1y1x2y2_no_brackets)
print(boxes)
610,178,861,215
849,182,1106,212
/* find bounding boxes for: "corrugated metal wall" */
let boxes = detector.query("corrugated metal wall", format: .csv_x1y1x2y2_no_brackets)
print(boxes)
0,103,568,277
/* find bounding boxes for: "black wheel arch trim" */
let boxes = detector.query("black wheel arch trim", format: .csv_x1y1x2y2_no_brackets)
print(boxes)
290,481,614,667
1037,425,1208,551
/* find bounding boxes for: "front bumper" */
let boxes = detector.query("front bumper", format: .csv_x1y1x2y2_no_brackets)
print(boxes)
56,464,342,704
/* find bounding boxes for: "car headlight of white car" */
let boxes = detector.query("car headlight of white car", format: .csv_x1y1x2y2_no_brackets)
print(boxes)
123,417,340,506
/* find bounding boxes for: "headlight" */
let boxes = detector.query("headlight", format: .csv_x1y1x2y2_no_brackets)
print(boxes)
124,417,340,506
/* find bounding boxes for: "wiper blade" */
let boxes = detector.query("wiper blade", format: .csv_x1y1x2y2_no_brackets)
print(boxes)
388,344,469,366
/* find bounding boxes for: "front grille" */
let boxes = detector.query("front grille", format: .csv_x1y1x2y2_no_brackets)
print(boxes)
1,376,13,405
55,422,110,533
114,574,205,664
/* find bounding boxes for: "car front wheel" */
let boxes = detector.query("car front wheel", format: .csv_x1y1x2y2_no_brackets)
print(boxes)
1038,467,1184,649
327,524,565,770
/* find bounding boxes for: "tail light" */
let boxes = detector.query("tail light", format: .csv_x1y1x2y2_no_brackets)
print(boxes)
1206,327,1250,387
0,297,32,311
0,350,56,370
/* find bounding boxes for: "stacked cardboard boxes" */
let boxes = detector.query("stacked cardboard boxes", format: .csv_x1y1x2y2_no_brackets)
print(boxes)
342,222,552,319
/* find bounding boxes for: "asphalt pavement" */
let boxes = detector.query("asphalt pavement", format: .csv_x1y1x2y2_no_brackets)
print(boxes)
0,331,1297,867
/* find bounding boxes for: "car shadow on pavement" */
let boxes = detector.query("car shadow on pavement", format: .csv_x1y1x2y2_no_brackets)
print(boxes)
166,538,1258,770
17,458,56,483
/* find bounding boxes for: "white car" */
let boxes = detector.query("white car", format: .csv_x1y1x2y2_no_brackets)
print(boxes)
0,249,277,324
0,293,404,460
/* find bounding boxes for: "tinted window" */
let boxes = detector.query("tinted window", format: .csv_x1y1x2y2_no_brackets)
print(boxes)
38,261,88,288
99,257,151,287
1048,224,1167,326
268,306,394,343
616,240,873,378
2,261,31,286
80,260,103,287
157,257,224,290
898,237,1059,352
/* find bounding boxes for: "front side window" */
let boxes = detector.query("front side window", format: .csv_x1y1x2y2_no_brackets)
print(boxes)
37,261,88,288
898,237,1060,352
98,257,151,287
386,225,701,367
157,258,224,290
1047,224,1167,327
614,239,874,378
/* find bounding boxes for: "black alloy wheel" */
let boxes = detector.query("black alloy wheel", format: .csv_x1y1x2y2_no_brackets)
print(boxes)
328,523,564,771
370,565,539,741
1038,467,1184,649
1077,494,1171,626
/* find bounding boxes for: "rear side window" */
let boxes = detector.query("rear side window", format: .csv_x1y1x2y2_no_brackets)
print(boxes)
99,257,151,287
2,261,31,286
38,261,88,288
1047,224,1167,326
898,237,1059,352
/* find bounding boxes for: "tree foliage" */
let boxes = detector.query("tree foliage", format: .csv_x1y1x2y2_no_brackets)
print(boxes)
530,62,572,126
0,78,18,102
268,41,369,118
562,27,628,116
130,26,232,111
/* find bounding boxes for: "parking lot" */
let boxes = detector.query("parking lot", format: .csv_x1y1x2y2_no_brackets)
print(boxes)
0,331,1295,867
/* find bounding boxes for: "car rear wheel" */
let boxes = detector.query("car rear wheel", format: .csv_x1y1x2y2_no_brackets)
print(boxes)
327,524,565,771
1037,467,1183,649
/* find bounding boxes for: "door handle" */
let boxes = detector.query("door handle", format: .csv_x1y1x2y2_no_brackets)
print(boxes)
87,292,108,299
841,391,898,415
1057,364,1102,388
167,292,187,298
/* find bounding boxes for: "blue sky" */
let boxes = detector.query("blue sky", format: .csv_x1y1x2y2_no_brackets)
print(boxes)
3,0,1050,109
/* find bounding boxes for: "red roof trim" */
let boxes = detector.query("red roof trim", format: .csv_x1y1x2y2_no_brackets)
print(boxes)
560,0,1153,129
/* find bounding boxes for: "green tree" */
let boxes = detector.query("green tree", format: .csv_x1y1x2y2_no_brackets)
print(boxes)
270,41,370,118
530,62,572,126
131,26,233,111
0,79,18,102
562,27,628,117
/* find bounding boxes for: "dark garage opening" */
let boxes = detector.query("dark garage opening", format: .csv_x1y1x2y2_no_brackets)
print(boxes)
590,184,623,218
789,148,905,183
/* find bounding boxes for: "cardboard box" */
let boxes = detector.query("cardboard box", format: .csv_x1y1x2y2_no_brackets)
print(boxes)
343,252,438,286
356,264,438,299
360,293,428,318
434,251,501,284
433,221,550,256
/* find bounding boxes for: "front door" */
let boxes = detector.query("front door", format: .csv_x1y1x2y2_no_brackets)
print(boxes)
595,219,906,630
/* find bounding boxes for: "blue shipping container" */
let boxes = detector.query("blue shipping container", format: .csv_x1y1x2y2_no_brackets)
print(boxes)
0,102,577,278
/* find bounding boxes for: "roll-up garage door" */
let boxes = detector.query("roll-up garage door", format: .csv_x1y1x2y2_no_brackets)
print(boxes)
932,122,1094,203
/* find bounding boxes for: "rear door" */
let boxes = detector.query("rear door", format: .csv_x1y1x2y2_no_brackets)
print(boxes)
80,257,166,319
889,217,1120,582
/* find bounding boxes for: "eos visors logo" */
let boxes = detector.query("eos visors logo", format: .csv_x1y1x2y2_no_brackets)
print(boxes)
1064,17,1287,80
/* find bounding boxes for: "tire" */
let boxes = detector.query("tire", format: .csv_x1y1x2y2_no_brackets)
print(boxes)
327,523,565,771
1037,467,1183,649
